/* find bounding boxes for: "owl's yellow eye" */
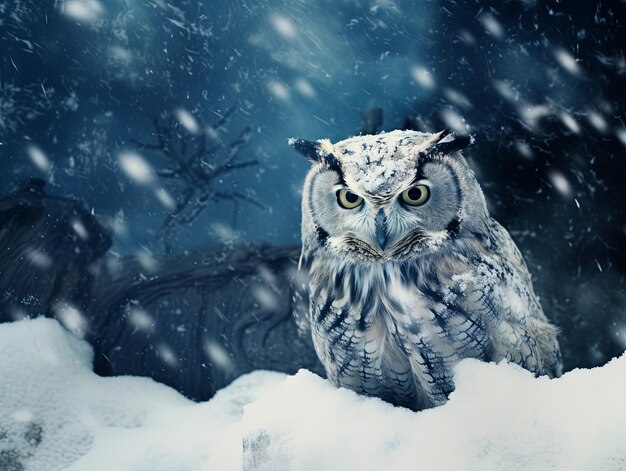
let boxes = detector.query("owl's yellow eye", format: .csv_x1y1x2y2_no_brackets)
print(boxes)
336,189,364,209
401,185,430,206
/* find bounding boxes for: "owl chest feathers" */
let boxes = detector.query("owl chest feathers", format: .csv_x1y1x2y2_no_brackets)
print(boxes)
306,251,492,410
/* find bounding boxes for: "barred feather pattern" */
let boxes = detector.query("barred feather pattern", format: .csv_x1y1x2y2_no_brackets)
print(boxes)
303,220,561,411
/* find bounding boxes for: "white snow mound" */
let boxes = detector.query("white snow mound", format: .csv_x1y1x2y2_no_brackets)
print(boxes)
1,317,625,471
0,318,285,471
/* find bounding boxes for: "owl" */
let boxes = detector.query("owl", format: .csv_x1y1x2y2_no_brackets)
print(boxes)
289,130,562,411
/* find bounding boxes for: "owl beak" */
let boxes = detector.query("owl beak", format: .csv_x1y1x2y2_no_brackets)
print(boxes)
375,209,388,251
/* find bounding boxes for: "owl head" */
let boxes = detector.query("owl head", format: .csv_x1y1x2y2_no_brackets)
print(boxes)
291,130,489,263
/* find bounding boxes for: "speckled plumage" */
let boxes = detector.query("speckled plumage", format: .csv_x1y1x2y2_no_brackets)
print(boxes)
291,130,562,411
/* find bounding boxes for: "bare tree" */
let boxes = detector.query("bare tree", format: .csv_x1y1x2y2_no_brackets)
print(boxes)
131,108,262,253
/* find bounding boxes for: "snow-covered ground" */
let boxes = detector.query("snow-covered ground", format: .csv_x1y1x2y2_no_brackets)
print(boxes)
1,318,625,471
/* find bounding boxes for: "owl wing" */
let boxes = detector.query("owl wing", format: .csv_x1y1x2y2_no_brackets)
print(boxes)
452,222,562,378
401,224,561,408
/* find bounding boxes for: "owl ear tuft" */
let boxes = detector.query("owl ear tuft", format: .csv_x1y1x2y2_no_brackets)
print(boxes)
288,137,344,177
426,130,475,157
288,138,325,162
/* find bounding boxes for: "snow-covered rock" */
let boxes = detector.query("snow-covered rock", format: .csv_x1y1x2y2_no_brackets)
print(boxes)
1,318,625,471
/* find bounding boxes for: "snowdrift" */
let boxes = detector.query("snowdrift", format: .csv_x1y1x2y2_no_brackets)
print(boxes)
0,318,624,470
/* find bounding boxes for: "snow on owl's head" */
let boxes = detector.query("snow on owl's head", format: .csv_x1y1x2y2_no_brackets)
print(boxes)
291,130,489,263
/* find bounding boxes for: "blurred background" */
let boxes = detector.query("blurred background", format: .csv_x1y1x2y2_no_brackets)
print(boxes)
1,0,625,374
